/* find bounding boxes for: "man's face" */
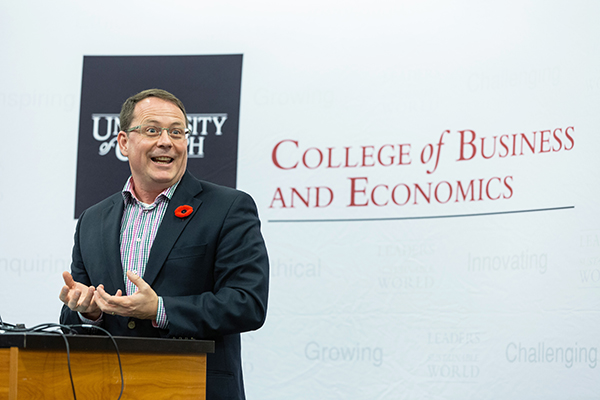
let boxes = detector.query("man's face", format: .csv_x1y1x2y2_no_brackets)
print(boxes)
117,97,188,200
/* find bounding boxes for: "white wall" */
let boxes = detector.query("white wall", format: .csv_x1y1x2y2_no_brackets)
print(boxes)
1,1,599,398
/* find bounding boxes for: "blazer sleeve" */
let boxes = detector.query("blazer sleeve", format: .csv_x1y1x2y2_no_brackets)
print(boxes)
59,211,95,327
161,190,269,339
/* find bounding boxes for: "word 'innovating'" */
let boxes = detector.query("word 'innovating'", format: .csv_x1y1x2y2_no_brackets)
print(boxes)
468,252,548,274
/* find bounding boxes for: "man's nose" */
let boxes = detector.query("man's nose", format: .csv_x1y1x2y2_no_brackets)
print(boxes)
156,128,173,146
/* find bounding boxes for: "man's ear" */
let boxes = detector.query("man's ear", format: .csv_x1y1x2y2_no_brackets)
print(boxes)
117,131,129,157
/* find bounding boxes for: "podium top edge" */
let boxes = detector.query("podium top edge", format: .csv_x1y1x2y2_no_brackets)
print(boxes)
0,332,215,354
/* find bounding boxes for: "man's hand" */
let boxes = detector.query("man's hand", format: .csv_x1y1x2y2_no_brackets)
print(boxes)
94,271,159,320
59,271,102,320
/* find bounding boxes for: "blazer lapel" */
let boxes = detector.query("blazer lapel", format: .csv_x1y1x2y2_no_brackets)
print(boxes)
142,172,204,287
101,195,127,294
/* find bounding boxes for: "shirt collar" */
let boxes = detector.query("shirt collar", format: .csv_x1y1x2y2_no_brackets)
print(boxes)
121,177,180,207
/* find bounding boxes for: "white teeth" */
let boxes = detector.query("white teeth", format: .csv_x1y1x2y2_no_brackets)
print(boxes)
153,157,173,163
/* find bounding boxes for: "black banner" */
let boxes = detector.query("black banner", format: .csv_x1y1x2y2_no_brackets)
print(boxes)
75,55,242,217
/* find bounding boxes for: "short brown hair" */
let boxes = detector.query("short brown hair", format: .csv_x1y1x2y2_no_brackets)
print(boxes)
119,88,188,132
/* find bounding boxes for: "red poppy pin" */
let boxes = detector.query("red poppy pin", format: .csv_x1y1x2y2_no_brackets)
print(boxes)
174,205,194,218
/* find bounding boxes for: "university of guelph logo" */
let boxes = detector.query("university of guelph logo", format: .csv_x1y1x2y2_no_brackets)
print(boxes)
91,113,229,161
75,55,242,217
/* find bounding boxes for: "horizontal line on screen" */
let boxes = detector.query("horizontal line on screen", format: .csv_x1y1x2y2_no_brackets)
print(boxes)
267,206,575,223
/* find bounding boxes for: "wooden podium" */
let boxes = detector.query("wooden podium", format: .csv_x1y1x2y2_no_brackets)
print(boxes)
0,332,214,400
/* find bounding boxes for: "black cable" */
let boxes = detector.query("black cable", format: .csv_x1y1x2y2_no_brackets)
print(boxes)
4,323,78,399
0,315,16,329
71,324,124,400
54,328,77,400
1,322,124,400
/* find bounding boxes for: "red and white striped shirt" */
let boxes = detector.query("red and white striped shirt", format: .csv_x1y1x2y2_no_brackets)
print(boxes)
120,177,180,328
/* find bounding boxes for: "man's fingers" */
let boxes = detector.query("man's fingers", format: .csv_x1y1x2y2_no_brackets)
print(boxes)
94,288,125,316
59,273,102,314
127,271,149,290
67,289,82,311
96,284,108,298
94,286,107,308
95,286,119,308
59,286,70,303
93,290,109,311
91,278,157,320
62,271,76,288
78,287,95,309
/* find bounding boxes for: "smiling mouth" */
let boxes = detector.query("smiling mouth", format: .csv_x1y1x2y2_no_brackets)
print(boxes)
152,156,174,164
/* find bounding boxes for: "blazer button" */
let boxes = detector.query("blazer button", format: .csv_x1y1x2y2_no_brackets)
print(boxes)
128,321,136,330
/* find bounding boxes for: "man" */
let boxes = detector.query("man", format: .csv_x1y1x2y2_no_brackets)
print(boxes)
59,88,269,400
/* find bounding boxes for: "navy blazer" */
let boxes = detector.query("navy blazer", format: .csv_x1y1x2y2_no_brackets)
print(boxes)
60,171,269,400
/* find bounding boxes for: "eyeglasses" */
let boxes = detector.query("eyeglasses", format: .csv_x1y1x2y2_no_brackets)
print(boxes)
126,125,190,140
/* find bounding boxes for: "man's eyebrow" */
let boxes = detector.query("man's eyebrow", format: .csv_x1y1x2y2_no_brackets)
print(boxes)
142,119,185,126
